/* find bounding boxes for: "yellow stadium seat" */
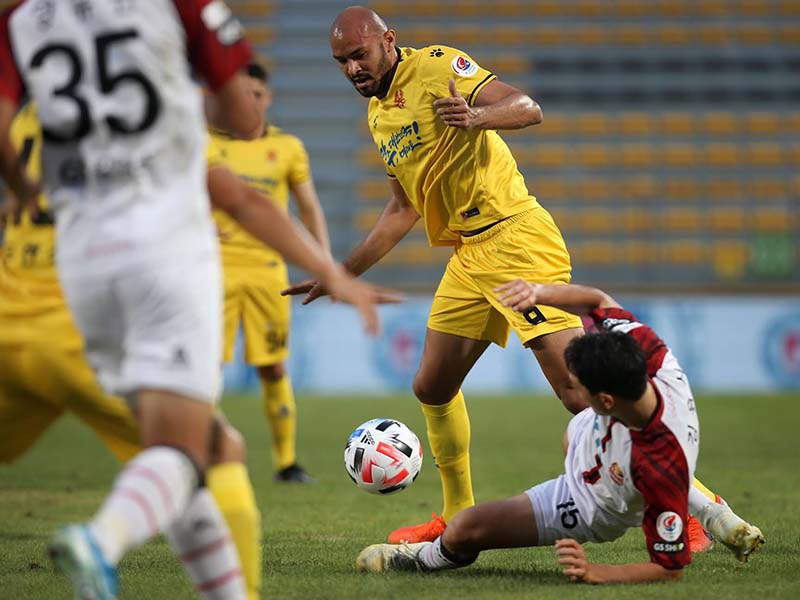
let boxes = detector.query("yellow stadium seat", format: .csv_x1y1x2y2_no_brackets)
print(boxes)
617,25,648,45
231,1,276,17
702,112,736,136
571,242,616,265
739,25,774,44
245,26,273,45
782,25,800,44
664,241,707,265
747,113,781,136
531,178,567,201
615,0,648,18
698,25,729,45
657,25,691,45
789,114,800,134
529,144,569,168
619,113,652,136
664,208,702,232
705,144,741,167
660,113,696,136
712,241,749,279
620,209,653,233
575,0,604,17
621,144,655,168
575,180,613,201
664,178,701,200
621,176,658,200
530,27,565,46
537,113,567,136
621,240,661,265
356,147,382,168
576,113,610,136
748,144,785,167
357,180,389,202
749,179,788,200
705,179,744,201
482,55,528,76
577,145,612,169
663,144,699,167
573,26,608,45
754,208,794,232
579,209,616,233
708,207,746,232
740,0,772,16
789,145,800,166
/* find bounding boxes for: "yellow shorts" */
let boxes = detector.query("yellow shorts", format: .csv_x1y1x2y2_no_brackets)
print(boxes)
222,261,290,366
0,343,140,464
428,207,583,347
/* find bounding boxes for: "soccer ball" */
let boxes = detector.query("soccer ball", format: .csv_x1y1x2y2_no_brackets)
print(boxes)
344,418,423,495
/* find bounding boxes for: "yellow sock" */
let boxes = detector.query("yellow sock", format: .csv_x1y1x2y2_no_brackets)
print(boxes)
261,375,296,470
693,477,717,502
420,390,474,522
207,463,262,600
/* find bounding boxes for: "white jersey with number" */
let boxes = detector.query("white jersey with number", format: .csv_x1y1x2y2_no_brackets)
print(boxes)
0,0,252,274
564,307,699,570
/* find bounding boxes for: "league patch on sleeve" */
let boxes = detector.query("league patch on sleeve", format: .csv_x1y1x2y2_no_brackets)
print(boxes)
451,55,478,77
656,511,683,541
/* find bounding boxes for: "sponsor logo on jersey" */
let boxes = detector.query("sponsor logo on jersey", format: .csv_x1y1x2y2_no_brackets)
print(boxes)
378,121,423,167
762,314,800,388
656,511,683,542
451,55,478,77
608,462,624,485
652,541,685,553
393,89,406,109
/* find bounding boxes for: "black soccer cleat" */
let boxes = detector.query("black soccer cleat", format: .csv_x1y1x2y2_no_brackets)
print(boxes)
274,463,316,484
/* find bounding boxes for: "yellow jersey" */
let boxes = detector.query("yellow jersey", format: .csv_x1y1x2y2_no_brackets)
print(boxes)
0,103,81,350
208,125,312,267
367,46,538,246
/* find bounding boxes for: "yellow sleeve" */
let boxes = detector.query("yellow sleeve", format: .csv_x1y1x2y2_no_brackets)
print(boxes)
419,45,496,106
10,103,42,179
288,136,311,186
206,133,224,169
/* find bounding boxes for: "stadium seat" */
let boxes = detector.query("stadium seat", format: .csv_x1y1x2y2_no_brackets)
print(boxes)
660,113,696,136
664,241,706,265
702,112,736,136
754,208,794,232
621,144,655,168
664,178,701,200
705,179,745,201
663,208,702,232
708,207,746,232
620,209,653,233
577,145,612,169
748,144,785,168
749,179,788,200
619,113,652,136
747,113,781,136
705,144,741,168
621,176,658,201
663,144,699,168
357,180,389,202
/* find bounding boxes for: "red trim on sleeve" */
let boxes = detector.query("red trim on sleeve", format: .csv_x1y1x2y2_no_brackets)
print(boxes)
173,0,253,91
0,4,24,105
588,307,669,376
630,416,692,570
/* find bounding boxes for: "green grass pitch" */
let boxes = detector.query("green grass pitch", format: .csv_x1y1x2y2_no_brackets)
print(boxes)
1,393,799,599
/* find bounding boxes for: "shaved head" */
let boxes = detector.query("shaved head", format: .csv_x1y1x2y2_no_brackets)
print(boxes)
330,6,388,41
330,6,398,98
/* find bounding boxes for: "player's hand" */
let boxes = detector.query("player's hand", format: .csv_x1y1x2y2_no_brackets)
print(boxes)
0,178,41,229
555,539,598,584
324,266,404,335
281,279,328,305
494,279,541,312
433,79,480,130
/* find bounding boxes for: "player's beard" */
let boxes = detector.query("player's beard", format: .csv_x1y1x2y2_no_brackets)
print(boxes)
353,48,395,98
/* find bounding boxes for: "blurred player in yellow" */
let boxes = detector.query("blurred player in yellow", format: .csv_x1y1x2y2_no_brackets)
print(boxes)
286,6,727,549
210,62,329,483
0,102,264,600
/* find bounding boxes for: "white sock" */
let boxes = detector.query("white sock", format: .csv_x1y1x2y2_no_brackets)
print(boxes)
694,502,746,541
416,537,472,571
165,488,247,600
88,446,198,565
688,485,715,516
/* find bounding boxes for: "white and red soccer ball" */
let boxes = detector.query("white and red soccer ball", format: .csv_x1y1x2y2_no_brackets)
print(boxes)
344,418,423,494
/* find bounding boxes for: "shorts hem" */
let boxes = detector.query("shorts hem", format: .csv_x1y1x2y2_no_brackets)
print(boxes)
426,320,508,348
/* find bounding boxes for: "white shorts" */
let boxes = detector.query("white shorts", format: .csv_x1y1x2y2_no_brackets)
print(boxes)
60,252,222,404
526,474,625,546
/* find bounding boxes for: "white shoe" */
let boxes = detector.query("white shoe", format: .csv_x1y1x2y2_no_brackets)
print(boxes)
356,542,430,572
49,524,118,600
700,503,765,563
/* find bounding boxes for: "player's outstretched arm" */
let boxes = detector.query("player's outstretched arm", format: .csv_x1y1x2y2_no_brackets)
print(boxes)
282,177,419,304
495,281,620,316
434,79,541,131
208,166,402,334
555,539,683,584
0,98,40,225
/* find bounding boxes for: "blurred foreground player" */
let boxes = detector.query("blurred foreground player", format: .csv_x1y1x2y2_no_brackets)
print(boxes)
357,282,765,582
0,2,391,599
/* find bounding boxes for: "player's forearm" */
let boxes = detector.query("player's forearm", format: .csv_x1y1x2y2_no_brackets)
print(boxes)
342,201,419,276
586,562,683,584
0,136,36,201
297,202,332,257
535,284,619,316
472,93,542,130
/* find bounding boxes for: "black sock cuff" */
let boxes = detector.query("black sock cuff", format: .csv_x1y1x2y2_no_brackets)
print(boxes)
439,539,478,567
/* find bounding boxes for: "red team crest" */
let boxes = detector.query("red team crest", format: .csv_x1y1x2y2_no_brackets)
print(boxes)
266,150,277,162
393,89,406,108
609,462,624,485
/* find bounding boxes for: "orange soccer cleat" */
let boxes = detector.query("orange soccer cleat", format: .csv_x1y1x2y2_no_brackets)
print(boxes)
388,513,446,544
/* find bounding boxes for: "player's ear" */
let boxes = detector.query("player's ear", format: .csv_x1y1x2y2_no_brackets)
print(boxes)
597,392,615,412
383,29,396,53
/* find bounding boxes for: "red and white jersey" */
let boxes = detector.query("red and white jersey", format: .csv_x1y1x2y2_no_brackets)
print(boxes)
0,0,252,273
564,307,699,569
